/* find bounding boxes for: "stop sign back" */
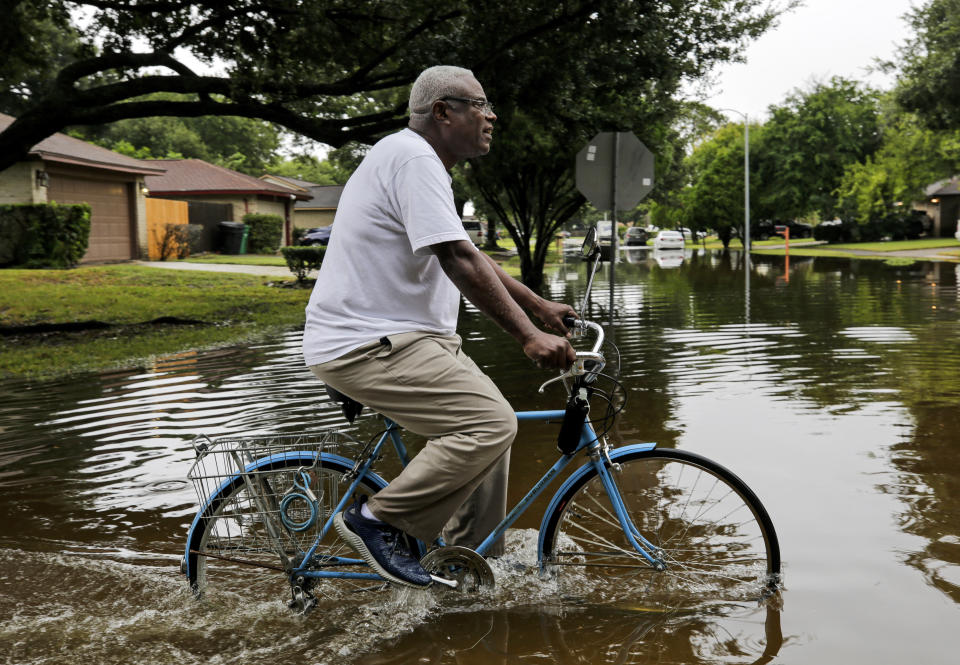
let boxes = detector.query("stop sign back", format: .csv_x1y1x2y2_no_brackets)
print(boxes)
576,132,654,211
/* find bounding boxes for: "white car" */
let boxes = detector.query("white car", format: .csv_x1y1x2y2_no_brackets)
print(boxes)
462,220,484,245
653,230,685,250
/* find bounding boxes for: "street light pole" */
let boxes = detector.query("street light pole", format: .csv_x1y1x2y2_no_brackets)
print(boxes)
720,109,750,268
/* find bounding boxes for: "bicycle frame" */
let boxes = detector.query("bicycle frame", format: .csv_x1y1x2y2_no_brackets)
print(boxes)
289,410,662,584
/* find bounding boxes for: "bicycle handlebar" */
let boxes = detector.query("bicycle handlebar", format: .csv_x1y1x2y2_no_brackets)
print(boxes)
538,317,606,394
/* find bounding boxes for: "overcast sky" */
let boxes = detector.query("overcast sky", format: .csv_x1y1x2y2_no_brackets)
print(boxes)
699,0,920,122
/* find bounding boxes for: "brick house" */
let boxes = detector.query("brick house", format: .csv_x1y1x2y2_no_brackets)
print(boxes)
259,174,343,231
0,112,166,262
914,177,960,238
145,160,313,246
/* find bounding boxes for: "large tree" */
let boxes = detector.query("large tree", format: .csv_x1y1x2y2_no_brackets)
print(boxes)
677,121,762,248
755,77,882,221
0,0,670,173
462,0,788,288
836,105,960,224
71,104,284,174
893,0,960,130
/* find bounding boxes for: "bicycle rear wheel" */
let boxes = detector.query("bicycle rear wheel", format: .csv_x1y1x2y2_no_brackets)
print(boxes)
540,448,780,610
185,455,386,604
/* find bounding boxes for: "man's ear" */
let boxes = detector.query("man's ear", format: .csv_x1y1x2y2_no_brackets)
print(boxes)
431,100,450,124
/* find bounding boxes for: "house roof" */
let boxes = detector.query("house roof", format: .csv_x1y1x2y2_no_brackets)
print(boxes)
925,177,960,197
145,159,312,199
0,112,166,176
260,174,314,192
259,173,344,210
300,185,343,210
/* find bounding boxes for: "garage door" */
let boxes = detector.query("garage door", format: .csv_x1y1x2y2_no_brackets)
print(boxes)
47,175,133,262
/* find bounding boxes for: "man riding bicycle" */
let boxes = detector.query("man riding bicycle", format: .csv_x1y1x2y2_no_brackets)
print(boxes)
303,65,575,588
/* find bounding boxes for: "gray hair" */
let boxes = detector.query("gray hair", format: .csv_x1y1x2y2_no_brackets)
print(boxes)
408,65,476,115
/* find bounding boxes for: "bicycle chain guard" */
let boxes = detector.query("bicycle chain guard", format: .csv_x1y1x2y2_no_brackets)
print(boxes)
421,546,495,593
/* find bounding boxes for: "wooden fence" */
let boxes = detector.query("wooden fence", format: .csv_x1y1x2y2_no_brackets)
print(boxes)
145,198,190,260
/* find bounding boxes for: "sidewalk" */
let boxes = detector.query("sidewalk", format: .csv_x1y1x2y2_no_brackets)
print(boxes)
135,260,311,278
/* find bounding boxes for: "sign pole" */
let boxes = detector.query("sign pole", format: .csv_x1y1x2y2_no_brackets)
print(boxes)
609,133,620,325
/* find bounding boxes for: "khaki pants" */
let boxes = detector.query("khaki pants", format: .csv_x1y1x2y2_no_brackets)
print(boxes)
309,331,517,556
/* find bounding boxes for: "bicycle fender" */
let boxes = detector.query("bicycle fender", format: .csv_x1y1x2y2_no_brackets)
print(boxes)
183,452,388,581
536,442,656,565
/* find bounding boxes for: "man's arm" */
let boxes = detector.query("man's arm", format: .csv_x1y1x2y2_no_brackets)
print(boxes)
432,240,575,369
479,252,575,334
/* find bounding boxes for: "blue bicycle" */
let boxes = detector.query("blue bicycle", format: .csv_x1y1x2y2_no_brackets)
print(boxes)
181,229,781,613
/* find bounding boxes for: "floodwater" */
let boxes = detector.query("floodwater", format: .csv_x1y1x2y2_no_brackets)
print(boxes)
2,248,960,664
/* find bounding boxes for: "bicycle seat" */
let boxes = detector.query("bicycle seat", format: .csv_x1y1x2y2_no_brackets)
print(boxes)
325,385,364,423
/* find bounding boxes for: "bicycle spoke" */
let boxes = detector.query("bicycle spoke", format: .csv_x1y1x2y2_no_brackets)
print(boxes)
544,451,778,610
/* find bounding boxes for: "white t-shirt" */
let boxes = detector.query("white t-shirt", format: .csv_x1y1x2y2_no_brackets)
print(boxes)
302,128,472,366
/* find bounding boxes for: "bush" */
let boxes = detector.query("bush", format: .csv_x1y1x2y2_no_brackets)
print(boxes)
280,245,325,282
292,226,308,245
155,223,204,260
0,202,91,268
242,213,284,254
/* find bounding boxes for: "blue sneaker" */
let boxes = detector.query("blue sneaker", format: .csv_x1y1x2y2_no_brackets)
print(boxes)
334,499,432,588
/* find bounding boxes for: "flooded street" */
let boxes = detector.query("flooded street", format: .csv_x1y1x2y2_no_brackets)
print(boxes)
2,249,959,663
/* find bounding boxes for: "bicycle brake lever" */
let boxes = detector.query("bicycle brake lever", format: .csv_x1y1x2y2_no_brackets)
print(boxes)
538,374,567,394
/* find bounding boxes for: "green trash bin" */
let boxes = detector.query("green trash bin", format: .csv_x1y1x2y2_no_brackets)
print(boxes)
218,222,246,254
239,226,249,254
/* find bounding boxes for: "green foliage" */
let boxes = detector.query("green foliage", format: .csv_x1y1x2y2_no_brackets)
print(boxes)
71,101,283,175
265,154,347,185
756,77,882,220
893,0,960,130
280,246,325,282
242,213,284,254
462,0,784,288
836,109,960,224
0,2,94,115
678,122,757,247
0,202,91,268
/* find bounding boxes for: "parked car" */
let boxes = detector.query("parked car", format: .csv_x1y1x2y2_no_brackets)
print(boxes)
751,220,776,241
653,230,685,250
624,226,648,246
463,220,484,245
679,227,706,241
773,221,813,239
301,226,332,246
597,220,614,243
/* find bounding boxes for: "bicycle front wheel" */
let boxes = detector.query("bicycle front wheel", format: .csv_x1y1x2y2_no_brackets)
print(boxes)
540,448,780,609
185,455,385,604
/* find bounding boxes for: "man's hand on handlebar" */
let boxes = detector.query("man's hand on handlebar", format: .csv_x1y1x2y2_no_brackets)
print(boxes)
532,300,578,336
523,330,577,370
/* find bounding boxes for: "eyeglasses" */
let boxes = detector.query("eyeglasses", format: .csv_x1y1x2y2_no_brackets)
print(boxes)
441,96,495,116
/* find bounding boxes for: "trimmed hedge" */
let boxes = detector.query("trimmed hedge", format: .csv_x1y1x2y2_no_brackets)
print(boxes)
0,202,91,268
280,245,325,282
242,213,284,254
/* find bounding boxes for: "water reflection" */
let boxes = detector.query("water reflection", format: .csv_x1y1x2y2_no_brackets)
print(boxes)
367,604,786,665
2,252,960,663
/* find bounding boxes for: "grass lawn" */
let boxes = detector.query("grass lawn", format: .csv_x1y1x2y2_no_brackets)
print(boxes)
752,237,960,261
828,238,960,251
0,265,311,379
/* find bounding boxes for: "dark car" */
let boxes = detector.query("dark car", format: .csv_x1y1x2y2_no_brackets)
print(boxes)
751,220,776,240
624,226,648,246
773,221,813,239
301,227,332,246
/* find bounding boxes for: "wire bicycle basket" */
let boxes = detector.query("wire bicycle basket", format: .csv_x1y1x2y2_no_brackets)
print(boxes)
186,431,361,566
